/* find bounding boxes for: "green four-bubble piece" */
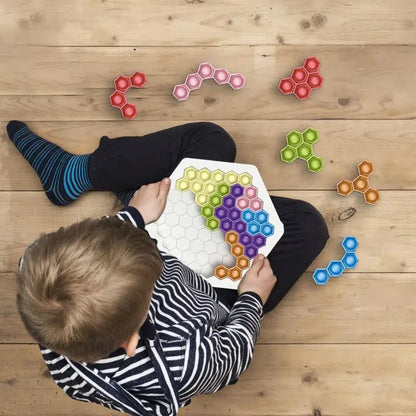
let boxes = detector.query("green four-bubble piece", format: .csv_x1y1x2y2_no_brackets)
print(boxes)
280,128,323,173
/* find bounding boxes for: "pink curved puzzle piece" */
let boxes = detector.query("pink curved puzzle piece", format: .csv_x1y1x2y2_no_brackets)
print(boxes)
173,63,246,101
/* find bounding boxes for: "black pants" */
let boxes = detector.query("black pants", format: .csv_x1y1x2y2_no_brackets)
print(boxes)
88,122,329,314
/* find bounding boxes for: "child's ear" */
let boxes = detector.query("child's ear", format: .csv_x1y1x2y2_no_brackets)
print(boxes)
121,331,140,357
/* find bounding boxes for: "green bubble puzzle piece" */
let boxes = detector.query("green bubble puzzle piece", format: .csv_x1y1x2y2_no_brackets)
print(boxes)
280,128,324,173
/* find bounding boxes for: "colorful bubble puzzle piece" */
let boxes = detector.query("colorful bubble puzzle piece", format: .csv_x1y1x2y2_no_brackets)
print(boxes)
336,160,380,205
313,237,359,285
280,128,323,173
146,158,284,290
278,57,323,100
172,63,246,101
109,72,146,120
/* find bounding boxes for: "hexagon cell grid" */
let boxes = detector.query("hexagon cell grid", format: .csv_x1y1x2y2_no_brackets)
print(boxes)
146,158,285,290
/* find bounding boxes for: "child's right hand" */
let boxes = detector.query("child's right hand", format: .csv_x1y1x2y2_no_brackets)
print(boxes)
237,254,277,305
128,178,171,225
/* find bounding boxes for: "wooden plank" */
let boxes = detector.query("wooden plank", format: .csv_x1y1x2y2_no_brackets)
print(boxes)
1,344,416,415
1,0,416,47
0,191,414,273
3,272,416,344
0,189,414,273
0,46,415,120
1,120,414,191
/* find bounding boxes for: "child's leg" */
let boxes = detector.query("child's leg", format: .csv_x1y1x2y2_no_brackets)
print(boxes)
6,121,93,206
89,122,236,205
6,121,236,207
215,197,329,313
262,197,329,313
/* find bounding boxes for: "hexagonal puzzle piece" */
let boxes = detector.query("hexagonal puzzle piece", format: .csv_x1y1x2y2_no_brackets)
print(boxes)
280,128,324,173
312,236,359,286
173,63,246,101
278,56,323,100
336,161,380,205
109,72,146,120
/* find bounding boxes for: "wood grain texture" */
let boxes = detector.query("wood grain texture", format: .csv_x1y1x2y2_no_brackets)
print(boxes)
1,345,416,415
3,272,416,344
1,0,416,47
2,0,416,414
0,46,415,120
1,120,414,191
1,191,414,273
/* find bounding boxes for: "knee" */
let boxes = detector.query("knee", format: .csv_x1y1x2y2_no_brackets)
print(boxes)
280,199,329,250
296,200,329,248
197,122,237,161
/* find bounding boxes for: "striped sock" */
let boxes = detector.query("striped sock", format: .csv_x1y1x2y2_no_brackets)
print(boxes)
7,121,93,206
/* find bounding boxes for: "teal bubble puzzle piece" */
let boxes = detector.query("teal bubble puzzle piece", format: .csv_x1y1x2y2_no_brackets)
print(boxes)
280,128,323,173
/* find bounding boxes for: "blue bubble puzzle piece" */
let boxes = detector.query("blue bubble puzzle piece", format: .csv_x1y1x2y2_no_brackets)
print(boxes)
313,236,359,285
313,268,330,285
327,260,344,277
342,252,359,269
342,236,359,252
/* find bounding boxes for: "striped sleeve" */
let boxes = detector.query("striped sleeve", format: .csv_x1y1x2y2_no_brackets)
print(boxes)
179,292,263,401
114,206,145,229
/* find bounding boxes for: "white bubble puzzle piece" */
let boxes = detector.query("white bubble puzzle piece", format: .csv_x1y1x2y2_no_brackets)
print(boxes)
146,158,284,290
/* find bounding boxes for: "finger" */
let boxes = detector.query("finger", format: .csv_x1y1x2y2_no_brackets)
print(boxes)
250,254,265,273
158,178,171,199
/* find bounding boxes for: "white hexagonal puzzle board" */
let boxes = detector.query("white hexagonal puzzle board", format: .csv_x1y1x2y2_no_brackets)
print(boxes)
146,158,284,289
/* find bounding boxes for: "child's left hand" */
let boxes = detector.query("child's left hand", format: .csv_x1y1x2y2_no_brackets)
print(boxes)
128,178,171,225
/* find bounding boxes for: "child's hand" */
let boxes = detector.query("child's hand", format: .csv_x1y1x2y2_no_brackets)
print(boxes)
237,254,277,305
128,178,171,225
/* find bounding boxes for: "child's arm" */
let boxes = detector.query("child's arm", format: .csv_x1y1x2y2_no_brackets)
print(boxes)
180,255,276,398
109,178,171,231
180,291,264,398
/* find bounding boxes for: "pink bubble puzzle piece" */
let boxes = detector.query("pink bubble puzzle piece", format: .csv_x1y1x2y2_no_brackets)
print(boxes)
197,62,215,79
173,84,190,101
109,72,146,120
185,73,203,90
213,68,231,85
172,63,246,101
229,73,246,90
278,57,323,100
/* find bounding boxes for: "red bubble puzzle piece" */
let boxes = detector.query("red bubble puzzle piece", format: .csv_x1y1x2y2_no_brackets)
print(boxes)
278,57,323,100
109,72,146,120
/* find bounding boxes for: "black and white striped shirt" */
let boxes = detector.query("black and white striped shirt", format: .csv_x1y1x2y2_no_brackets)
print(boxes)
24,206,264,416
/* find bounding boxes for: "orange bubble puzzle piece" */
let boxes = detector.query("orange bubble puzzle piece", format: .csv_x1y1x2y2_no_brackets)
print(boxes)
214,231,252,281
336,161,380,205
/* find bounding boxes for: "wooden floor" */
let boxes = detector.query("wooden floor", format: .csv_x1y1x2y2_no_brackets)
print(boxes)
1,1,416,415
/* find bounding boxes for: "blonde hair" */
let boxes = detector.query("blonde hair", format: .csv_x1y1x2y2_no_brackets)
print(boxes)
16,216,162,362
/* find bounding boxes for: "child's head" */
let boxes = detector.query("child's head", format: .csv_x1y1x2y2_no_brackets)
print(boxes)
16,216,162,362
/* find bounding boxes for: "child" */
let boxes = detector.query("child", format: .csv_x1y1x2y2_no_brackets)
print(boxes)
8,120,328,415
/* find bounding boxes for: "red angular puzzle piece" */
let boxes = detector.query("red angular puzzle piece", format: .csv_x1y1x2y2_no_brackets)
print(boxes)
278,57,323,100
109,72,146,120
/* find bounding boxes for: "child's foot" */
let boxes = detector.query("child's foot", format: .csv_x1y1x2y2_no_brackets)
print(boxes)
6,120,94,206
